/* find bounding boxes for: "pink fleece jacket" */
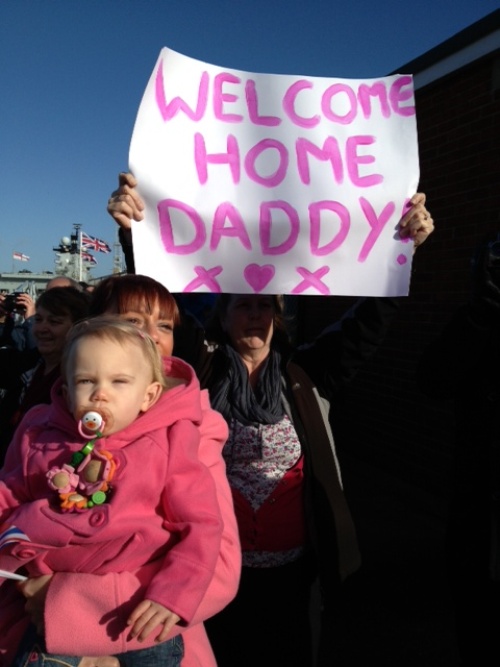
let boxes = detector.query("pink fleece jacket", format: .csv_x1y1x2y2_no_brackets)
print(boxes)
0,356,241,666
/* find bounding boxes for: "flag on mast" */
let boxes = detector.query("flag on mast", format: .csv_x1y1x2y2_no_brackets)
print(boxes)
12,252,30,262
81,250,97,265
81,232,111,253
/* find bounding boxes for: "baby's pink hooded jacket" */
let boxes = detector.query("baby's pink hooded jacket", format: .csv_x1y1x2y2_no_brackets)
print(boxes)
0,356,241,666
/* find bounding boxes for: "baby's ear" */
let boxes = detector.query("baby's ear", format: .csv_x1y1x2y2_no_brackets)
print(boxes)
141,382,163,413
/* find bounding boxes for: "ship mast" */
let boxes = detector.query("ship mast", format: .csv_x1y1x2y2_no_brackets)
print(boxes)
113,226,124,274
53,223,85,281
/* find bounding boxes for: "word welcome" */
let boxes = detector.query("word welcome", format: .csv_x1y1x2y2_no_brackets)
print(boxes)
156,62,415,128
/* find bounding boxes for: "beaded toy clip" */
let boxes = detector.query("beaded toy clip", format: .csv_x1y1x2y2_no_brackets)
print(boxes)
47,411,116,512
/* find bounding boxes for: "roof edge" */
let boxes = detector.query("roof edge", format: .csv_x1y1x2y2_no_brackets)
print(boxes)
390,9,500,78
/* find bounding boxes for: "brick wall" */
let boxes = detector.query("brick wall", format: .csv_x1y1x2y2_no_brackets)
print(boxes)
299,52,500,496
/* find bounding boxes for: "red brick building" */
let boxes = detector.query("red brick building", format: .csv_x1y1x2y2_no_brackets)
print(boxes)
299,10,500,495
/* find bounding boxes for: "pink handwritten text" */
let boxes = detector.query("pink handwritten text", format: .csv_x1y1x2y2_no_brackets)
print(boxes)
155,60,415,127
158,197,396,262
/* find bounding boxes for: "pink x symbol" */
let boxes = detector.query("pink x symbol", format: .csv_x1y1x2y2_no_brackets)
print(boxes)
183,266,223,293
291,266,330,295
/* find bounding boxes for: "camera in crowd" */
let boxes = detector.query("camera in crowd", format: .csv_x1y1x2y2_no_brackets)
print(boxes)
1,292,26,314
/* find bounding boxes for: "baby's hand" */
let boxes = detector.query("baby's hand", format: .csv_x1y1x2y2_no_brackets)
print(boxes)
17,574,53,635
127,599,180,643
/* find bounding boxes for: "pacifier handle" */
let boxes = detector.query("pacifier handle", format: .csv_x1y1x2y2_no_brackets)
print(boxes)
78,411,106,439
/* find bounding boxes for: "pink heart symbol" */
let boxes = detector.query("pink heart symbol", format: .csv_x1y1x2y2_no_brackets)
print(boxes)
243,264,275,292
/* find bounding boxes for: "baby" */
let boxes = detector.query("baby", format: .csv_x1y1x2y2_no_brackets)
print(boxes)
0,318,224,667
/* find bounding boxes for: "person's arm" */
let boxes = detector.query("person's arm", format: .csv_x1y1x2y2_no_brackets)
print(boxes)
107,173,207,367
142,418,223,625
293,194,434,390
0,407,51,580
19,312,38,352
13,295,37,352
0,407,45,507
0,294,36,352
182,390,241,625
108,172,142,274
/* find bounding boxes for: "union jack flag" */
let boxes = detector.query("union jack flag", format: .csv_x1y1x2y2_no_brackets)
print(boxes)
82,251,97,265
0,524,31,551
81,232,111,254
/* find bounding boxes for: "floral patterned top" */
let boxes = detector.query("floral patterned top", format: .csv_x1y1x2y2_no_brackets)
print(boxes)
224,414,305,567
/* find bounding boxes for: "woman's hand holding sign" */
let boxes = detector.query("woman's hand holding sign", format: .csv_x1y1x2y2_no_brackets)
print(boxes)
399,192,434,251
108,172,144,229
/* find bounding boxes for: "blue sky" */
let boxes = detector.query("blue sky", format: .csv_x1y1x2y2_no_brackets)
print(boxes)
1,0,497,276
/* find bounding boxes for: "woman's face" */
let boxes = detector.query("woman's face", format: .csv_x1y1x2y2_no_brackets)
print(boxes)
222,295,275,358
33,306,74,362
112,300,175,357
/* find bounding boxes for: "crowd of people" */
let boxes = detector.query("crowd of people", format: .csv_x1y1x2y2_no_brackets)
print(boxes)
5,167,492,667
0,170,438,667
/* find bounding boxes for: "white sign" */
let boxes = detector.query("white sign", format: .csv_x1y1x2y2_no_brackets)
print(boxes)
130,48,419,296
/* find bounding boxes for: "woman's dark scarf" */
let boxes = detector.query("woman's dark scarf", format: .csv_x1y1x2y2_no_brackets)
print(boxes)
210,344,284,426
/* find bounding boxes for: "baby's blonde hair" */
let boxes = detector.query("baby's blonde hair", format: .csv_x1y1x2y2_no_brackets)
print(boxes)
62,317,167,388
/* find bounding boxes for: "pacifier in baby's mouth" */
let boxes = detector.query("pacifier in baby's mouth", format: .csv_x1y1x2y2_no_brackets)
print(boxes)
78,410,106,439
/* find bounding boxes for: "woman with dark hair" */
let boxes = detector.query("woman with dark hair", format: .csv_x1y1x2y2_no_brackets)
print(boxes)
0,287,90,464
101,173,435,667
185,291,379,666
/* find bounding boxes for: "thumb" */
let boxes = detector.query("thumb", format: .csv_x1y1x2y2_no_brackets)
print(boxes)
17,574,52,598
